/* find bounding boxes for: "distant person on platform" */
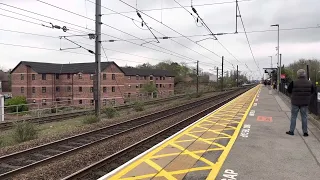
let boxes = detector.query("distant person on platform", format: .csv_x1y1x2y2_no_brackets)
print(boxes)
286,69,315,136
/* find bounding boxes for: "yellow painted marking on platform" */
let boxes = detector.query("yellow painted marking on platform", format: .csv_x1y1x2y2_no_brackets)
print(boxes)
206,85,261,180
107,86,260,180
151,148,224,159
145,159,176,180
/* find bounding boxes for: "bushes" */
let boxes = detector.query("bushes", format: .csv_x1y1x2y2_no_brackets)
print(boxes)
82,115,99,124
103,107,118,118
5,96,28,113
12,121,37,143
132,102,144,112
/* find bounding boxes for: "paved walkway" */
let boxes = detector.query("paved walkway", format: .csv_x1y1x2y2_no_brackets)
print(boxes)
216,86,320,180
100,85,320,180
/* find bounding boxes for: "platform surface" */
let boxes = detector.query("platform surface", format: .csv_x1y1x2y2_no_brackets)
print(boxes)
100,85,320,180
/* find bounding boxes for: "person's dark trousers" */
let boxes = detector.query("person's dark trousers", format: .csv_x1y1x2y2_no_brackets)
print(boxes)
290,105,308,133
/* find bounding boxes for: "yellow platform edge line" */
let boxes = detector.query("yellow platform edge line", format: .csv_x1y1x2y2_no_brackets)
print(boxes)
206,85,261,180
103,86,259,180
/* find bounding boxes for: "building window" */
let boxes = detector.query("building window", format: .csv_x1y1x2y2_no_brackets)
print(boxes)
67,86,71,92
32,74,35,80
42,99,47,106
111,99,116,106
103,74,107,80
156,77,159,80
103,87,107,93
163,77,166,80
112,74,115,80
67,74,71,79
150,76,153,80
136,84,139,88
56,74,59,79
140,84,143,88
42,74,46,80
21,74,24,80
90,100,94,105
128,93,131,98
79,100,83,104
163,84,166,88
128,76,131,80
67,98,71,104
42,87,46,93
136,75,139,80
32,87,35,93
21,87,24,93
160,77,162,80
156,84,159,88
160,84,162,88
56,86,60,92
79,87,82,92
128,85,131,89
112,86,115,92
90,87,93,93
169,84,172,88
144,76,147,80
90,74,94,80
78,73,82,79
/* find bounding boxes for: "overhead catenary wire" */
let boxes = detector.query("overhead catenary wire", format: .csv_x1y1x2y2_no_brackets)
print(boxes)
0,3,205,65
103,0,253,15
237,3,262,76
31,1,224,67
34,0,206,64
0,42,160,65
118,0,235,66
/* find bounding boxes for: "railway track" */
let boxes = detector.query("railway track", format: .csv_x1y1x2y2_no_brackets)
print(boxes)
0,87,248,179
0,88,239,131
62,87,249,180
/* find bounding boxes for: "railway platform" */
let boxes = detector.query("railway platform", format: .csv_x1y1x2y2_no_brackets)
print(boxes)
100,85,320,180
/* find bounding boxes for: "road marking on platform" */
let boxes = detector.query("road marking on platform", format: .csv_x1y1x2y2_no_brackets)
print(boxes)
240,124,251,138
105,85,261,180
257,116,273,122
221,169,238,180
249,110,255,116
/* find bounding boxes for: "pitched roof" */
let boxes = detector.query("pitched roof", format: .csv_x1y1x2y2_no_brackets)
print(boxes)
0,70,9,81
121,67,175,77
11,61,121,74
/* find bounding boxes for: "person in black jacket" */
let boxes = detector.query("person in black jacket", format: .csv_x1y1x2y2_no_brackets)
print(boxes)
286,69,315,136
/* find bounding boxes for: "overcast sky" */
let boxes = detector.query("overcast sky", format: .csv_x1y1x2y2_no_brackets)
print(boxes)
1,0,320,79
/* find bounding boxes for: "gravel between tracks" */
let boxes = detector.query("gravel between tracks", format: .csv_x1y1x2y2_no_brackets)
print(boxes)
0,91,224,157
12,92,238,180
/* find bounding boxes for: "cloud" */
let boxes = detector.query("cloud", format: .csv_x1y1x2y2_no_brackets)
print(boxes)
0,0,320,79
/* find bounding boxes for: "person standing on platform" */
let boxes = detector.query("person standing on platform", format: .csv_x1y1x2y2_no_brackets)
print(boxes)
286,69,315,136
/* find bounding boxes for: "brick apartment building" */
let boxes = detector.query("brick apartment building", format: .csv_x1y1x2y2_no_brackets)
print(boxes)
11,61,175,106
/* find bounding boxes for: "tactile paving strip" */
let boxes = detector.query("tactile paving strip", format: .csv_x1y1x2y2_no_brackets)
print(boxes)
106,86,260,180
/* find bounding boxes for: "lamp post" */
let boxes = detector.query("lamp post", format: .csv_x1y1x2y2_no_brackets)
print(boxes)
316,71,320,86
271,24,280,92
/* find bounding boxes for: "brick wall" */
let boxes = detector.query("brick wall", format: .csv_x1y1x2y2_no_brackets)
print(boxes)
11,63,175,106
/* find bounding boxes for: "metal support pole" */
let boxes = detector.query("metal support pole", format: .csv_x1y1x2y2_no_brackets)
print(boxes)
277,25,280,92
236,65,239,87
221,56,224,91
216,67,219,88
94,0,101,118
307,64,310,80
196,60,199,94
235,0,238,33
280,54,282,84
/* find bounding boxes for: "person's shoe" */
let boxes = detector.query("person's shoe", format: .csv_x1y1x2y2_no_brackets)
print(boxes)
286,131,294,135
303,133,309,137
